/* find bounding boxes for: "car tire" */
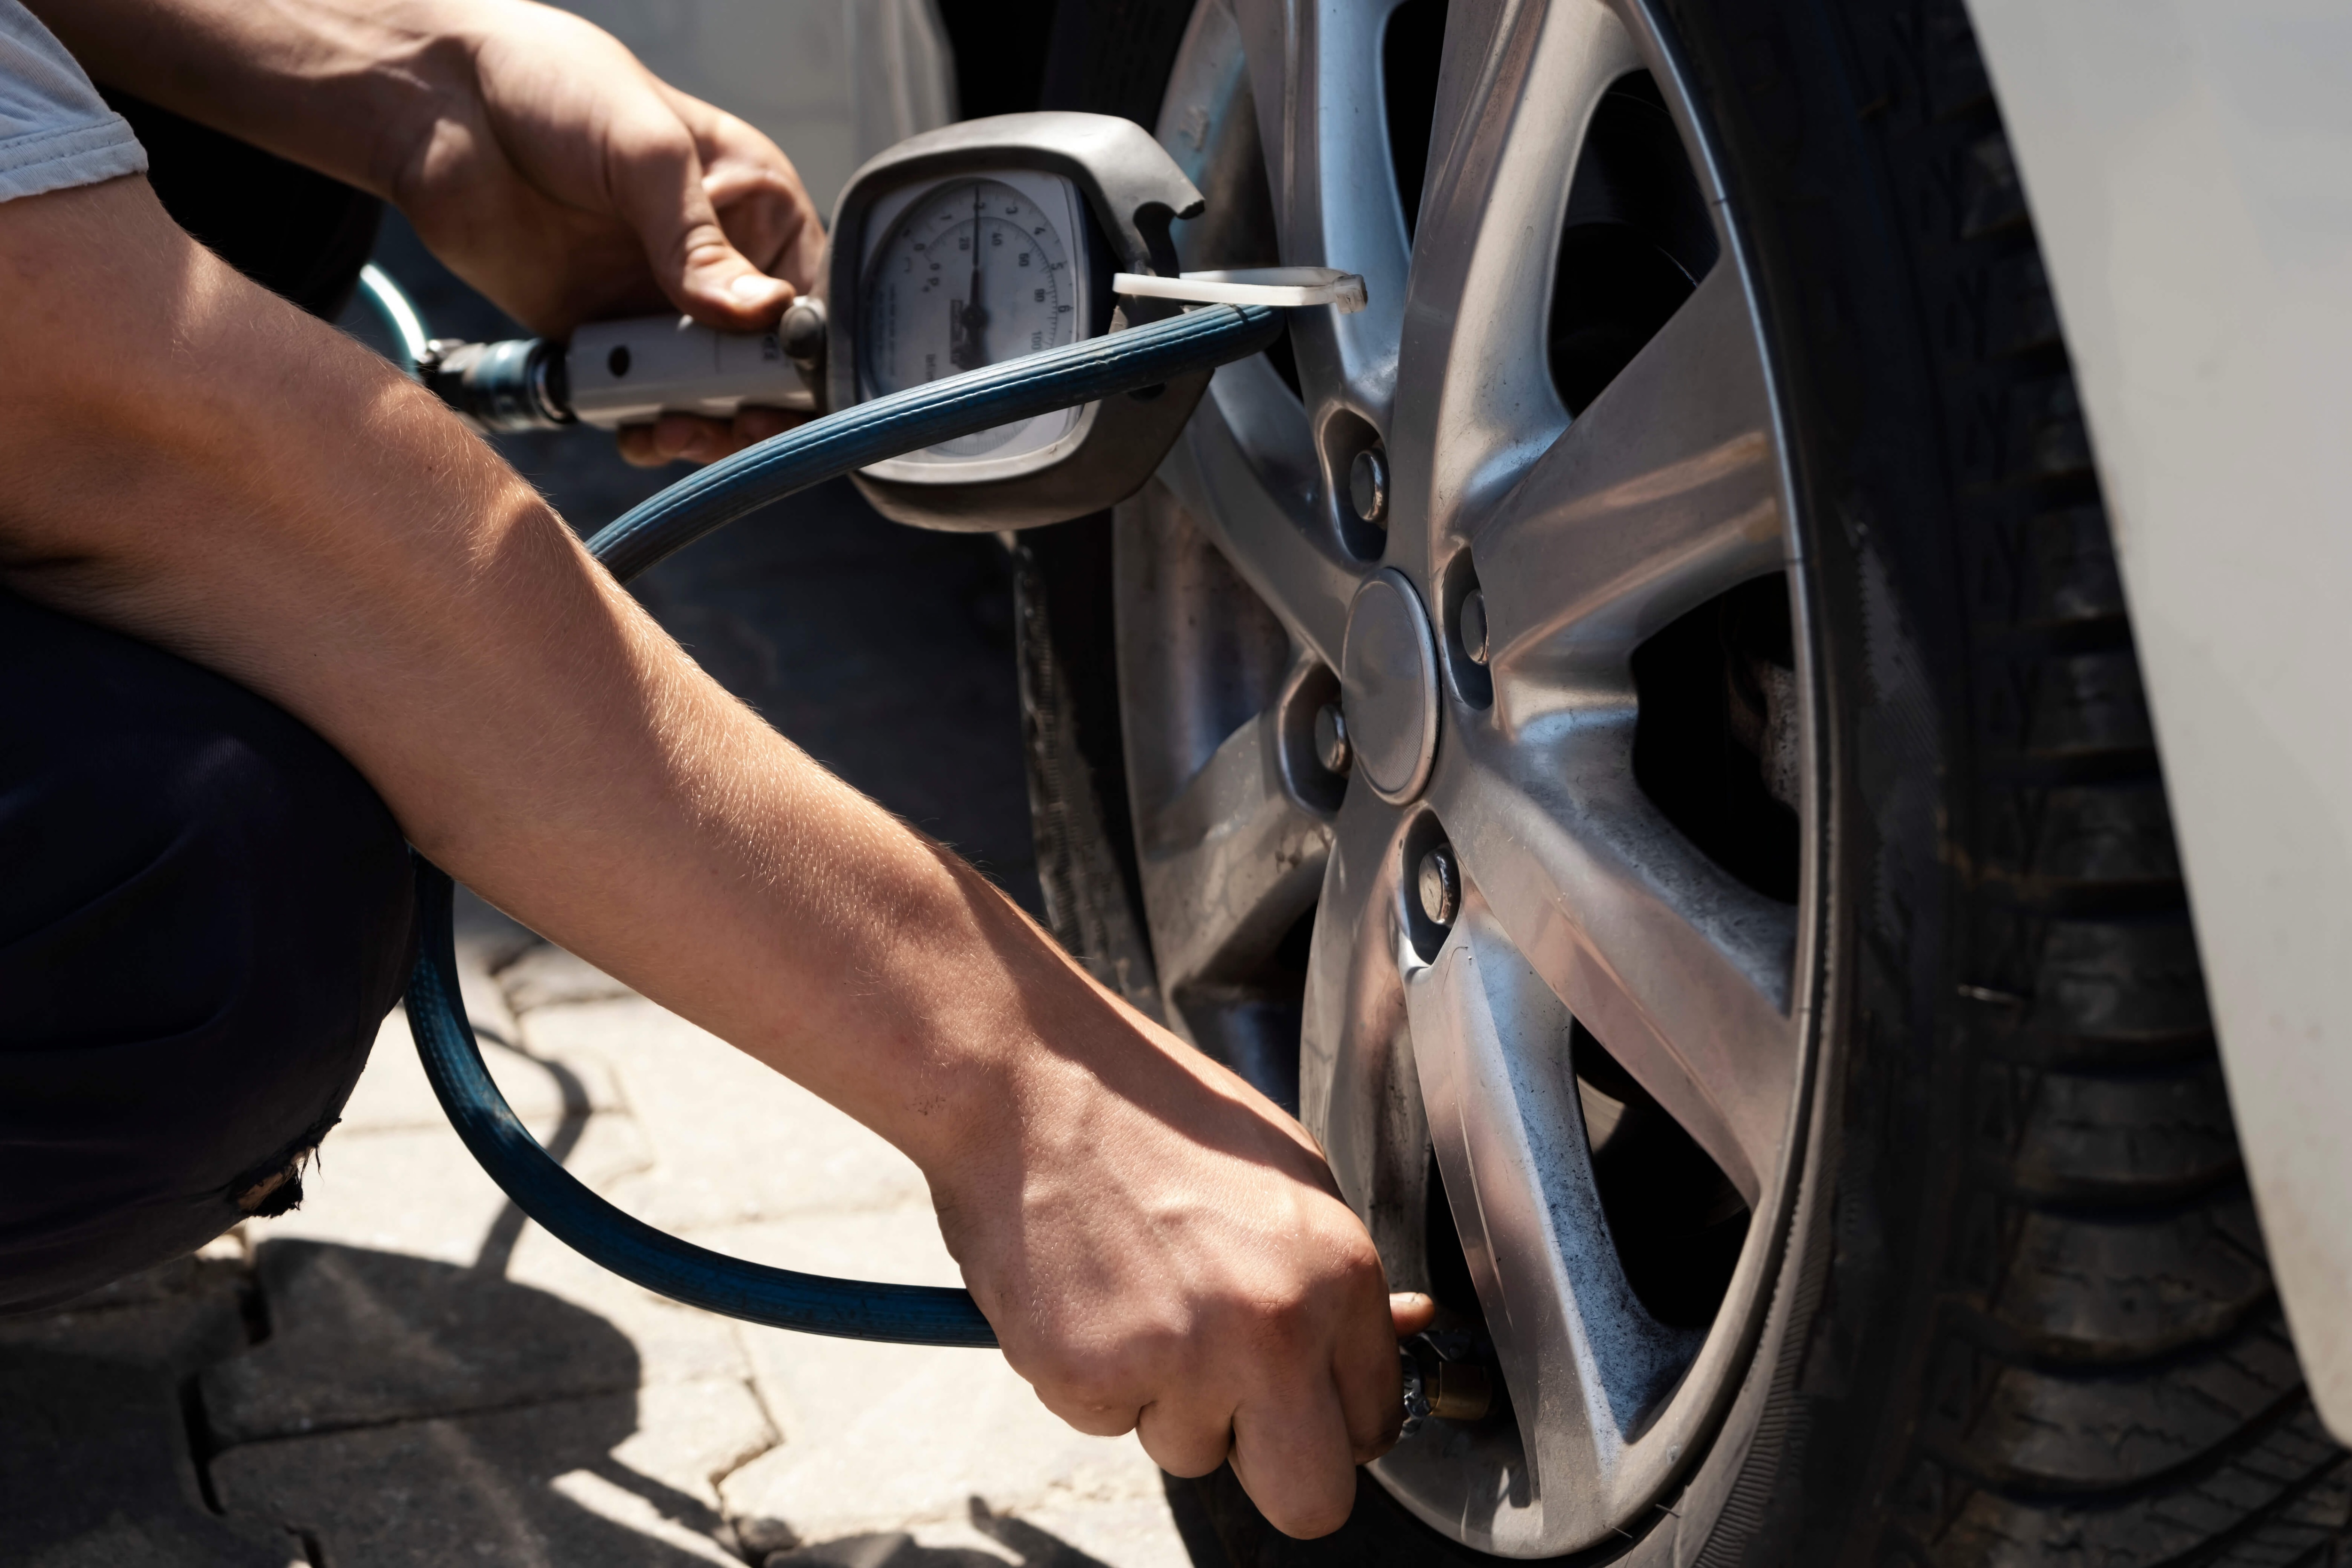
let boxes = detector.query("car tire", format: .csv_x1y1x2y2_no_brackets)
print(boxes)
1016,0,2352,1561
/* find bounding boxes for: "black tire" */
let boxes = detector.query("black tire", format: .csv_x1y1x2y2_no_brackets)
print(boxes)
1016,0,2352,1561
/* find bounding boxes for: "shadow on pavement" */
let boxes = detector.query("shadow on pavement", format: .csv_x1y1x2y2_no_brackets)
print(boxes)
0,1344,286,1566
771,1495,1117,1567
4,1246,691,1566
7,1244,1128,1568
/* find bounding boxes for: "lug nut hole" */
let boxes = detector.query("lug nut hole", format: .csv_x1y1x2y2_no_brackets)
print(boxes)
1350,446,1389,525
1314,703,1353,775
1460,589,1490,666
1418,842,1460,927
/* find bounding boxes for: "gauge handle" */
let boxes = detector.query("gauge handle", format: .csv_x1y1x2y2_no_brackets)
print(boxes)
421,298,829,434
566,310,819,429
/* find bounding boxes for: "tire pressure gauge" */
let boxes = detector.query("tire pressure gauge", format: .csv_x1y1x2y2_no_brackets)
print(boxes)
422,112,1253,532
822,111,1210,531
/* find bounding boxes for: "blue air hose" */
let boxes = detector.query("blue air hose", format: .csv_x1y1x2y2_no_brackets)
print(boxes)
407,302,1283,1346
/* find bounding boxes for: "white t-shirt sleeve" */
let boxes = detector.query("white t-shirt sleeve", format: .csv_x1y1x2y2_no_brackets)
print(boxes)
0,0,145,204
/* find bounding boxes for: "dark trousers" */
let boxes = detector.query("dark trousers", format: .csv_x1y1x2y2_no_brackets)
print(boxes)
0,593,415,1311
0,86,407,1311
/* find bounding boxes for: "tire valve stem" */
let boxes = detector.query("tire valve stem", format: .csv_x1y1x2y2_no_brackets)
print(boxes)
1399,1348,1430,1438
1399,1335,1494,1437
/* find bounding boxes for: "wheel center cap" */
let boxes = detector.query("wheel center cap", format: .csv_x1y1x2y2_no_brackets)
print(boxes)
1340,568,1440,804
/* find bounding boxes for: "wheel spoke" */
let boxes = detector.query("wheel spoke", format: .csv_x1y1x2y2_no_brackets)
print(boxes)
1160,0,1410,667
1430,723,1798,1204
1387,0,1647,558
1473,264,1788,704
1230,0,1416,426
1298,787,1417,1247
1406,896,1699,1552
1136,704,1332,997
1299,788,1395,1177
1162,357,1360,669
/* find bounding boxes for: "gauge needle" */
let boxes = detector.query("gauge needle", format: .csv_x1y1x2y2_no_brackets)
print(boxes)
962,183,986,368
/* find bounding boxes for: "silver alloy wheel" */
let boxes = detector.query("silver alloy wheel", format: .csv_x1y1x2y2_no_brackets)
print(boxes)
1124,0,1820,1556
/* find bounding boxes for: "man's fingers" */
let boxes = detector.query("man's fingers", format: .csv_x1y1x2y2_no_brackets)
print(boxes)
702,161,823,290
1391,1291,1438,1337
656,84,826,294
1337,1304,1408,1464
1229,1380,1362,1539
616,422,667,468
1030,1388,1144,1441
617,406,801,469
616,413,731,467
733,406,805,446
664,215,793,328
604,114,793,331
1132,1387,1240,1480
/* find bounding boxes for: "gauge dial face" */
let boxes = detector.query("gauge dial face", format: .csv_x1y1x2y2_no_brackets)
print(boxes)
861,176,1083,459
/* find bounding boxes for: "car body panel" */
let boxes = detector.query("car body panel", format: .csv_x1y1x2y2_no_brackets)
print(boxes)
1967,0,2352,1438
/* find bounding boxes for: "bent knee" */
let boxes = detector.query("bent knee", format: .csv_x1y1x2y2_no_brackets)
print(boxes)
0,599,416,1308
0,722,412,1043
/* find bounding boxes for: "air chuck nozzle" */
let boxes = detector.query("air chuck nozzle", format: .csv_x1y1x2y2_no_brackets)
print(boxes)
417,335,572,433
1398,1334,1495,1436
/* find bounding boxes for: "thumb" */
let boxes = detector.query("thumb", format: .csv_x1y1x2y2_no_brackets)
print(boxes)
611,125,794,328
1390,1293,1437,1337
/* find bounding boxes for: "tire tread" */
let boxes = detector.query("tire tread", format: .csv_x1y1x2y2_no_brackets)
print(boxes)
1837,1,2347,1560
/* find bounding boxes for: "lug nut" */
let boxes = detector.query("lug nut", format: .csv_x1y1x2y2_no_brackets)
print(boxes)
1349,446,1388,525
1417,842,1460,928
1459,588,1490,666
1313,703,1352,775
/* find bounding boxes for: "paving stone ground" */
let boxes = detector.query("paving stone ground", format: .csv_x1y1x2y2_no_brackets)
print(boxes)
39,916,1195,1567
0,217,1192,1566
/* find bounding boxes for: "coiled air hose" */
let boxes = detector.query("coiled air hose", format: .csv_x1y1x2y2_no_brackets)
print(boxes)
407,302,1283,1346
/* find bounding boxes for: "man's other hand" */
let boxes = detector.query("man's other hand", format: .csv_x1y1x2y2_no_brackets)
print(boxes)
397,4,821,464
402,5,821,336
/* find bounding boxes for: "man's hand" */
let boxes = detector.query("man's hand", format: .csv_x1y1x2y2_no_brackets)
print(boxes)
906,904,1435,1536
408,7,824,468
33,0,822,465
396,5,822,339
